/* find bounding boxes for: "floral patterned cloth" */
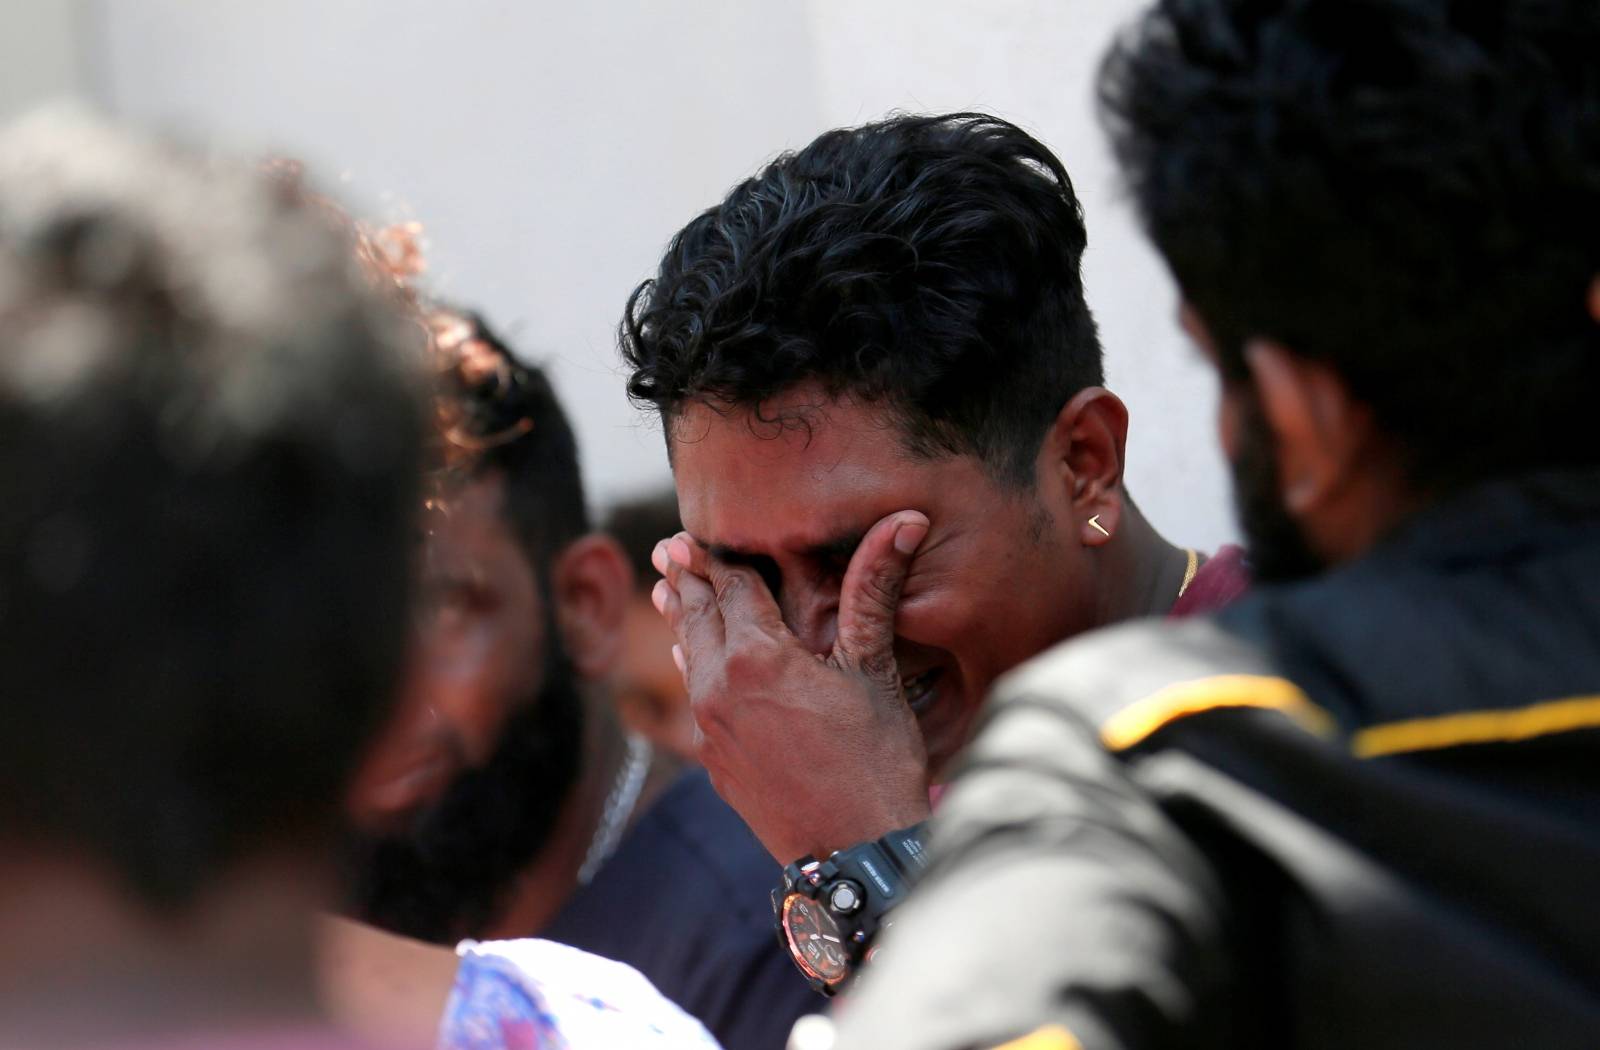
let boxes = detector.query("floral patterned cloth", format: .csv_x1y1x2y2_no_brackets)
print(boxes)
437,939,723,1050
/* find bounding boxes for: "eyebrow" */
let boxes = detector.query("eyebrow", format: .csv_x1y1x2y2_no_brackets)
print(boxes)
703,529,868,565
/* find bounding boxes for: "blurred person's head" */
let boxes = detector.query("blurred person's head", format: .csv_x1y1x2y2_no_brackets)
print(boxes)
345,308,634,944
0,110,424,1036
1100,0,1600,579
602,489,696,762
624,112,1170,775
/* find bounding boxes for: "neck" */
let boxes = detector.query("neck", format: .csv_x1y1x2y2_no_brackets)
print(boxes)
1095,500,1193,624
1308,453,1422,568
484,690,675,937
0,851,331,1047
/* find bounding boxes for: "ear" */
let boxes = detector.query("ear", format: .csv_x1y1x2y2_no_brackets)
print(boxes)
1587,275,1600,325
1042,387,1130,547
549,533,632,681
1243,340,1371,516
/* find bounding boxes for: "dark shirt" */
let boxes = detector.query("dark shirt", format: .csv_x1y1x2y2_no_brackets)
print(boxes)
543,768,819,1050
834,468,1600,1050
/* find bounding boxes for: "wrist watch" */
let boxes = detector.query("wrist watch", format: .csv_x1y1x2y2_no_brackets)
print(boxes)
772,823,930,995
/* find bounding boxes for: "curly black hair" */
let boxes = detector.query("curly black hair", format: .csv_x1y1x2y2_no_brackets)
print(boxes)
622,112,1104,486
1101,0,1600,490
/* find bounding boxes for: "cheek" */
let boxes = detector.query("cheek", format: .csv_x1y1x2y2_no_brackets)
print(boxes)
897,529,1082,677
891,559,1002,653
892,595,964,650
421,618,540,762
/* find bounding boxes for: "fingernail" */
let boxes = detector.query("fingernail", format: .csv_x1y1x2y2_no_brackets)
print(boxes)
671,644,686,674
667,537,692,567
651,579,669,614
894,519,929,555
650,541,669,576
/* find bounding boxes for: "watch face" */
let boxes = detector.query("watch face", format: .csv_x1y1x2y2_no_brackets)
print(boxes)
781,892,851,985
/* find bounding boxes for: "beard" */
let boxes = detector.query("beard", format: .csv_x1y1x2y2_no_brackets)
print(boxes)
1231,393,1326,584
341,640,585,945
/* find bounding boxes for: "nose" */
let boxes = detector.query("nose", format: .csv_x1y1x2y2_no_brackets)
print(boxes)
779,579,839,656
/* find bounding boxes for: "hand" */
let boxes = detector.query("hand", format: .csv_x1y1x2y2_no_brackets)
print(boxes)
651,511,933,863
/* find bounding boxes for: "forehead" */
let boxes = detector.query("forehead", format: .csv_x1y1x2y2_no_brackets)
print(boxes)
669,387,946,554
422,472,533,576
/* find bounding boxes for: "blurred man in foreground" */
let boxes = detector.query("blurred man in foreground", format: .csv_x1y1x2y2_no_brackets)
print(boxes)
0,110,426,1048
829,2,1600,1047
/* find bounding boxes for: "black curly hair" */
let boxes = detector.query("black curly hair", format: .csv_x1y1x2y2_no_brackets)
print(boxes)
1100,0,1600,490
621,112,1104,486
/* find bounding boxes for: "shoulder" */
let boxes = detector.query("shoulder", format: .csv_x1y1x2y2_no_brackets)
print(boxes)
544,767,790,1000
551,773,820,1048
960,613,1340,778
568,768,771,918
638,769,778,917
991,615,1278,727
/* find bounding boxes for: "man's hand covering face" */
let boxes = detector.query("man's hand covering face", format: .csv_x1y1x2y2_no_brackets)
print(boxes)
651,510,933,863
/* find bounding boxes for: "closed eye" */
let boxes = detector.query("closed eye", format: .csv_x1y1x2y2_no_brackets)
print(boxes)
705,530,866,604
813,535,863,583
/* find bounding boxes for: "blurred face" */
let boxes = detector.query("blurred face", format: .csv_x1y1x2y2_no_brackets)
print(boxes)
615,595,697,762
1224,391,1326,583
343,471,585,940
670,386,1090,777
348,473,549,831
1182,304,1324,584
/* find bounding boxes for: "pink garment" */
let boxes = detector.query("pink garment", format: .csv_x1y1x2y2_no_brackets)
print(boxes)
1168,544,1251,619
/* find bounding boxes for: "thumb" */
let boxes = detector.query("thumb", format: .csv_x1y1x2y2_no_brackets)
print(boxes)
832,511,929,674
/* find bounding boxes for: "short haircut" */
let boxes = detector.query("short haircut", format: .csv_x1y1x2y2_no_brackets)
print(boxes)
0,112,426,906
621,112,1104,486
1100,0,1600,489
426,308,589,565
602,487,683,593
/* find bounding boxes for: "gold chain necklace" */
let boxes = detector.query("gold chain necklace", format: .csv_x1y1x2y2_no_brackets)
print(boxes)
1177,548,1200,600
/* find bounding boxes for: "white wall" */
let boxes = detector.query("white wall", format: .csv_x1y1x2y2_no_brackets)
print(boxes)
0,0,90,121
92,0,1237,551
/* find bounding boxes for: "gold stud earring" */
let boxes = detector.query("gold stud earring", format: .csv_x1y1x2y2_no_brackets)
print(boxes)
1088,515,1111,538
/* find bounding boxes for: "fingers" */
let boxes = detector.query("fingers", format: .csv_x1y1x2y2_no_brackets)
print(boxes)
654,532,711,581
702,557,786,637
650,547,724,676
833,510,929,673
657,532,784,639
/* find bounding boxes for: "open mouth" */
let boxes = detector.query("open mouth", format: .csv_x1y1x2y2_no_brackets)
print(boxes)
901,667,944,716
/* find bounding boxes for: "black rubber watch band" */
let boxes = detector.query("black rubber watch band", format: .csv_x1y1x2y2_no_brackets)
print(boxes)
773,821,930,995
